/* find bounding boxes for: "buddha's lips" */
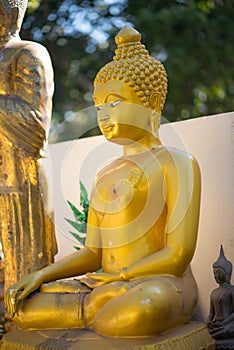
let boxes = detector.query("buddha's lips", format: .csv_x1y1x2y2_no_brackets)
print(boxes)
100,123,115,131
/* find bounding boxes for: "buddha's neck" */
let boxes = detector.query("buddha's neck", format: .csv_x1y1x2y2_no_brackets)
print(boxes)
219,281,230,288
123,135,162,156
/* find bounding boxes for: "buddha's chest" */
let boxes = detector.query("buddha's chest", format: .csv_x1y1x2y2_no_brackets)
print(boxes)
212,287,234,318
91,155,166,227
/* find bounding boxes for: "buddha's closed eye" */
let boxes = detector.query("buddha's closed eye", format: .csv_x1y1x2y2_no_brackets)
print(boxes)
95,100,122,111
108,100,122,108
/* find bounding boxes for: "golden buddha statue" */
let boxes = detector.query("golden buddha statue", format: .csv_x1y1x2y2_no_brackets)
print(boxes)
5,26,201,337
0,0,57,291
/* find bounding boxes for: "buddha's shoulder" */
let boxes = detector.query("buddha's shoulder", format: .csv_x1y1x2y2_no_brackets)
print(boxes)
153,146,200,173
154,146,198,163
228,284,234,294
211,285,234,298
6,40,52,65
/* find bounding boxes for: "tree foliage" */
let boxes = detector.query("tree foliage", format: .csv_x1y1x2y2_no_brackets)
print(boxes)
21,0,234,140
27,0,41,12
22,0,128,139
125,0,234,122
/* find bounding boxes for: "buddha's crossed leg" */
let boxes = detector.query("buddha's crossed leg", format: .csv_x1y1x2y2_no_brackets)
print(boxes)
89,275,196,336
14,272,197,336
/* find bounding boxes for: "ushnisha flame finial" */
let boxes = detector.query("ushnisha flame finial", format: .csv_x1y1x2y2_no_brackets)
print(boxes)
115,26,141,48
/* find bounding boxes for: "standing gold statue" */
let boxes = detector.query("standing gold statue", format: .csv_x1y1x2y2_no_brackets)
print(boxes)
0,0,57,291
5,26,201,337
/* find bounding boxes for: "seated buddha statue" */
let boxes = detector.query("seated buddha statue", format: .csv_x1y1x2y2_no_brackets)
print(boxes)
207,246,234,340
5,26,201,337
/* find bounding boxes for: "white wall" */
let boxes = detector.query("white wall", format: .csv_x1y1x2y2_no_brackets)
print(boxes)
43,111,234,322
161,112,234,322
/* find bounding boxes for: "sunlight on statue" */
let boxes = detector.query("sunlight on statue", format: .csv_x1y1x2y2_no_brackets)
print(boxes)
0,0,57,291
5,26,201,337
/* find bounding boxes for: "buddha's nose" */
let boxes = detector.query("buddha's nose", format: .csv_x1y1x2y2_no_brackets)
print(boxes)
98,107,110,121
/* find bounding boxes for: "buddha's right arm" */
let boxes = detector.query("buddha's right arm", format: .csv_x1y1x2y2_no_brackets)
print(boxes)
41,246,102,284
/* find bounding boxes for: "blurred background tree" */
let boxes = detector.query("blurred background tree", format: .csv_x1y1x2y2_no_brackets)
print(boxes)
23,0,234,141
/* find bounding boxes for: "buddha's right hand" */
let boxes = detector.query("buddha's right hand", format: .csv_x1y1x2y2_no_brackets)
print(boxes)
5,270,45,317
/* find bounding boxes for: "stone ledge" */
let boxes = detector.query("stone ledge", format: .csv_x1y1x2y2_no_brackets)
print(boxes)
0,322,215,350
215,338,234,350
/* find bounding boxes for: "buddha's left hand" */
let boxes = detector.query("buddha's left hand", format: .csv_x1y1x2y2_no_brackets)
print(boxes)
80,272,121,288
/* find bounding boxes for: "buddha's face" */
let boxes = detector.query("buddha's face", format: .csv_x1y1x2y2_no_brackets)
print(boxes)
0,3,11,37
0,2,21,38
213,268,227,285
93,80,155,145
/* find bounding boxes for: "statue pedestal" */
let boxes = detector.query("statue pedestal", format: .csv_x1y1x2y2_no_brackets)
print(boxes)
215,339,234,350
0,322,215,350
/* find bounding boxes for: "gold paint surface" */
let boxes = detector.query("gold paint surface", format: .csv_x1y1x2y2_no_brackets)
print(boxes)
5,26,202,339
0,1,57,290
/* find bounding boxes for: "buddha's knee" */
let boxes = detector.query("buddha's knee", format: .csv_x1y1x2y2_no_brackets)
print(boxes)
93,279,185,337
12,299,37,330
12,293,81,330
12,311,28,329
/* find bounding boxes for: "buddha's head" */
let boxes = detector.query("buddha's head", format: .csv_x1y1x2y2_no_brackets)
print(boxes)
213,245,232,284
93,26,168,144
0,0,28,37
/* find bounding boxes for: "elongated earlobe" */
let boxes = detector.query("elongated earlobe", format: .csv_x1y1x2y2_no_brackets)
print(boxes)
150,113,156,136
157,111,161,128
149,92,161,112
150,111,161,137
149,92,162,136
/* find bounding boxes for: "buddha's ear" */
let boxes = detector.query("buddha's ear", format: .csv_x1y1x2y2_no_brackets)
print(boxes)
149,92,161,113
149,92,161,134
10,7,19,34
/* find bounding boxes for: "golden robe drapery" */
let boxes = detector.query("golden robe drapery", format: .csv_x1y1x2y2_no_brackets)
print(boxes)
0,40,57,289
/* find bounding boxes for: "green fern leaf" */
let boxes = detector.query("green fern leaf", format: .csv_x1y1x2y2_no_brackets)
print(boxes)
69,231,86,245
67,200,86,223
80,181,89,209
65,219,87,233
65,181,90,251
